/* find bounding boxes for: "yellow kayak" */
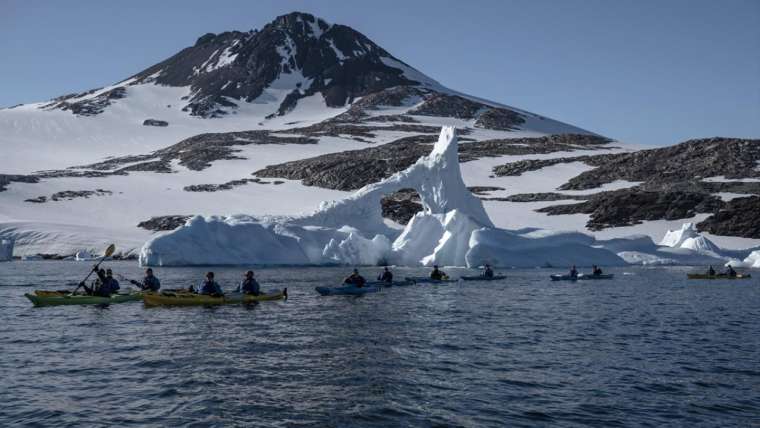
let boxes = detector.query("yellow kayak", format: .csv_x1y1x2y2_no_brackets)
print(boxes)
143,289,287,306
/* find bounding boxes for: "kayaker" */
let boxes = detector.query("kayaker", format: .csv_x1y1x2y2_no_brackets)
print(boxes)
344,269,366,288
592,265,603,276
430,265,447,280
569,265,578,279
197,272,223,296
130,268,161,292
378,267,393,283
483,264,494,278
724,265,737,277
82,267,120,297
708,265,716,276
236,270,261,295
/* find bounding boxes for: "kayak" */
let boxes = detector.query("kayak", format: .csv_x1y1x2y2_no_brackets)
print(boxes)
367,280,413,287
34,290,72,297
25,292,143,307
315,285,381,296
460,275,506,281
550,274,615,281
143,289,287,306
687,274,752,280
405,276,458,284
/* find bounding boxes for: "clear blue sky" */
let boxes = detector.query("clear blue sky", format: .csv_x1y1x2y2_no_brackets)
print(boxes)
1,0,758,145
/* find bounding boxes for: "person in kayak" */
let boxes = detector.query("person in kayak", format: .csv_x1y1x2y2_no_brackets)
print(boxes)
707,265,716,276
82,267,120,297
344,269,366,288
236,270,261,295
197,272,223,296
569,265,578,279
129,268,161,292
592,265,603,276
378,267,393,283
483,264,494,278
430,265,447,280
723,265,737,277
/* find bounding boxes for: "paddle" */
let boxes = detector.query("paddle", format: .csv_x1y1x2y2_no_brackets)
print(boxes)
115,273,145,291
72,244,116,295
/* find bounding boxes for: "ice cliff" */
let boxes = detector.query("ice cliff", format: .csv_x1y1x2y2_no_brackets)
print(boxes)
139,127,627,267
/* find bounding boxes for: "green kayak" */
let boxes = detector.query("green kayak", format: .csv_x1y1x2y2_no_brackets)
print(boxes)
25,292,143,307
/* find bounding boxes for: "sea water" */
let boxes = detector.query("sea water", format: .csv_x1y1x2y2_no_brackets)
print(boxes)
1,261,758,427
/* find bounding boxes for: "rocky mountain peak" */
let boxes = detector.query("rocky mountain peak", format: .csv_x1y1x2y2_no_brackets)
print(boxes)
43,11,429,119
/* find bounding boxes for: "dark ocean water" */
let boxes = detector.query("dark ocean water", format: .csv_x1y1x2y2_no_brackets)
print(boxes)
1,261,759,427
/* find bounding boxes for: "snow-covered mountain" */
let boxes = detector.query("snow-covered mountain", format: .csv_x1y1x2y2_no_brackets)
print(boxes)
1,11,758,264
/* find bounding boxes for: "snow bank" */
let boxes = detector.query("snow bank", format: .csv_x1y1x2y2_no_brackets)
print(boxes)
0,238,13,261
138,127,625,267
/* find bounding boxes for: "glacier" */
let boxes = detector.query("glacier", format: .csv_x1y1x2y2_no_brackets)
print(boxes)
140,126,633,267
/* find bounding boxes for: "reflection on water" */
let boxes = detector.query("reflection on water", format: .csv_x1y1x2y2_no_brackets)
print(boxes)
1,261,759,426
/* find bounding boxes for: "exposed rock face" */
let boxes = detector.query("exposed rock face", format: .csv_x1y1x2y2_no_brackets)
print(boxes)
537,189,724,231
697,196,760,238
255,133,612,191
474,107,525,131
467,186,505,195
24,189,113,203
53,130,318,177
183,178,269,192
558,138,760,191
0,174,38,192
380,188,422,225
255,135,435,190
126,12,423,118
143,119,169,127
408,93,527,130
409,94,484,118
493,156,592,177
41,87,127,116
485,192,591,202
137,215,191,231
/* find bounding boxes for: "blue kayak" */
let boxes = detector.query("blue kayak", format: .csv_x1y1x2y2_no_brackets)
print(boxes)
551,273,614,281
367,280,413,287
405,276,458,284
315,285,381,296
460,275,506,281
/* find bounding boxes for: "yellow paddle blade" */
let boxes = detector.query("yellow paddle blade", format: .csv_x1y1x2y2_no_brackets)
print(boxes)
104,244,116,257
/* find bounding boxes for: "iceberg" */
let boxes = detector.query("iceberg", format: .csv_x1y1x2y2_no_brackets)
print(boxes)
139,126,626,267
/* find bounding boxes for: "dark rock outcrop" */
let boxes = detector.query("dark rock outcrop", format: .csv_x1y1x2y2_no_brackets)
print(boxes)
41,87,127,116
697,196,760,238
536,189,724,231
558,138,760,191
474,108,525,131
183,178,264,192
143,119,169,127
255,135,435,190
380,188,422,225
25,189,113,203
0,174,39,192
255,134,612,191
137,215,191,231
485,192,591,202
126,12,423,118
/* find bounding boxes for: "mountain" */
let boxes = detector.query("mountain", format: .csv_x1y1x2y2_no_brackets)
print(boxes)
0,11,758,260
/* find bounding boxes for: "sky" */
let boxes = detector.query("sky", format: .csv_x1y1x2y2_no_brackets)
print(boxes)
0,0,758,145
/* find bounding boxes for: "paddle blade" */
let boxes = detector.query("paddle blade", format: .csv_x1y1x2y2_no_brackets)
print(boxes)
104,244,116,258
